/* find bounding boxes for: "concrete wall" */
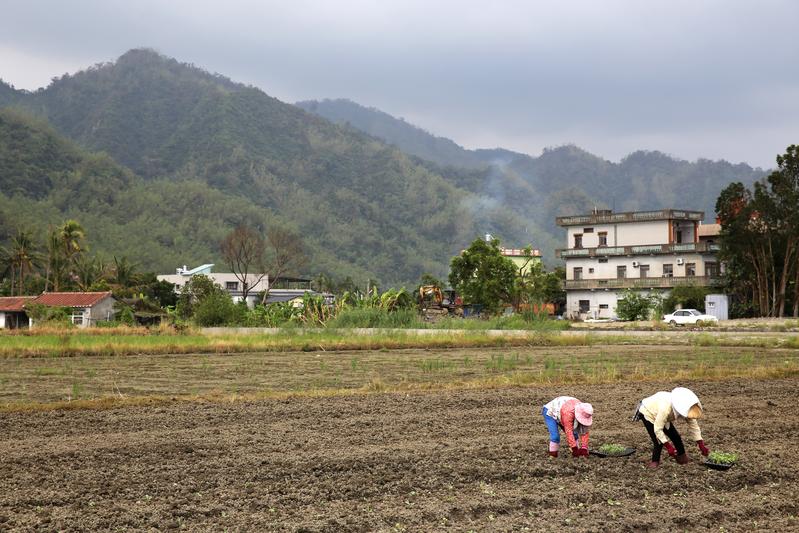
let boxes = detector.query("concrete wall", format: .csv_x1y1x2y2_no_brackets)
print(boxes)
566,289,668,319
567,220,671,248
565,253,715,280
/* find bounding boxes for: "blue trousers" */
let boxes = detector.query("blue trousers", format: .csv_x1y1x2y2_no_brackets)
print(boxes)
542,406,579,444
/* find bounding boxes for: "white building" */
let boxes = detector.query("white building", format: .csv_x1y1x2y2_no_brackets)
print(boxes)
556,209,721,319
157,264,314,308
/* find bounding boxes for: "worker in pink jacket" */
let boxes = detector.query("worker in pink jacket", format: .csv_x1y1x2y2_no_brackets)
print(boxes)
542,396,594,457
634,387,710,468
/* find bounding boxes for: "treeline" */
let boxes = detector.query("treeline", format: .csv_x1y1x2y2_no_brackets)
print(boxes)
716,145,799,318
1,219,177,307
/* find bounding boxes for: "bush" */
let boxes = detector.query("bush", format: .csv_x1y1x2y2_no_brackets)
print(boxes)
25,303,73,328
327,308,421,328
193,292,243,327
663,285,709,314
615,290,653,321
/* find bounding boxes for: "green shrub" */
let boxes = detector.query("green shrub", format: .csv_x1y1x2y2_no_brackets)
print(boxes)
193,292,243,327
615,290,654,321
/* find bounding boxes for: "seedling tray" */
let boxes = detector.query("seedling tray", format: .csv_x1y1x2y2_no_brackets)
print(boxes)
589,447,636,458
703,460,735,471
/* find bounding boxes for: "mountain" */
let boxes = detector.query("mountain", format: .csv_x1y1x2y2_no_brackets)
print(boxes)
298,98,766,226
0,50,542,287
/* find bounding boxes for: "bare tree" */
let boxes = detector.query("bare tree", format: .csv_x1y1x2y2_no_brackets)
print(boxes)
260,227,308,304
221,226,267,302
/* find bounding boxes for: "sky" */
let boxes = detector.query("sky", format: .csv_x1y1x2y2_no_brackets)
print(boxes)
1,0,797,168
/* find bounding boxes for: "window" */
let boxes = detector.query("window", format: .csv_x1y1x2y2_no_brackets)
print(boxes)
225,281,239,291
598,258,608,263
579,300,590,313
686,262,696,277
583,227,594,233
573,267,583,280
639,264,650,278
598,232,608,247
574,234,583,248
663,264,673,278
588,268,595,274
617,265,627,279
706,261,719,277
71,309,85,326
599,304,609,309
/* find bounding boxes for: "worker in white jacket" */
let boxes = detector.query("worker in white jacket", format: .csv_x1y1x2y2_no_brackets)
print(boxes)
634,387,710,468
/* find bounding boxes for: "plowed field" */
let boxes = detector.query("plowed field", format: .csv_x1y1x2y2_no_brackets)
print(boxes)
2,377,796,531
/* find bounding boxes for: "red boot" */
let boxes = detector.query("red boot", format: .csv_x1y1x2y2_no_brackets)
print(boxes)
548,450,558,458
647,461,660,469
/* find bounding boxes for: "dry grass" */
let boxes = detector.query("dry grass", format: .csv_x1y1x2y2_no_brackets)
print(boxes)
1,344,797,412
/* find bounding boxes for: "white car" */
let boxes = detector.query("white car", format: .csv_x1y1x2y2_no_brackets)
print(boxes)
663,309,718,326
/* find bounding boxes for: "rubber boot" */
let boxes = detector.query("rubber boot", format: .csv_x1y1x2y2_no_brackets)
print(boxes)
647,461,660,469
548,441,559,458
675,453,690,465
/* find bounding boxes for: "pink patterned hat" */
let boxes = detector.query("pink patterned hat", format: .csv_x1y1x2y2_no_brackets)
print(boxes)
575,402,593,426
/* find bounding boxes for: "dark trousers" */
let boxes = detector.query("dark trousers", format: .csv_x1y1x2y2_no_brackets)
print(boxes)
641,418,685,462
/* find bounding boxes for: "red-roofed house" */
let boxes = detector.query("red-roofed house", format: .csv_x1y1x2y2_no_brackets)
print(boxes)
30,292,116,328
0,296,36,329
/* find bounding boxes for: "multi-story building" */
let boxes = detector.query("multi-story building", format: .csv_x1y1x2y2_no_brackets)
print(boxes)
556,209,721,319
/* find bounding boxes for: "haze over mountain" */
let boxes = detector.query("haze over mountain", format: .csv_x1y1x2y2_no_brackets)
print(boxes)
0,50,766,287
298,98,766,223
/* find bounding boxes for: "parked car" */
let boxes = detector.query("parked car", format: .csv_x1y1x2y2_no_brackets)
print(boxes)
663,309,719,326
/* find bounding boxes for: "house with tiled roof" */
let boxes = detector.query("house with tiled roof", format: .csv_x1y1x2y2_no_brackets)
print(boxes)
30,292,116,328
0,296,36,329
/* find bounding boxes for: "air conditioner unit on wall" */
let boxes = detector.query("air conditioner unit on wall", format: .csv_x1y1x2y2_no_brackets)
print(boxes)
632,261,639,267
676,258,684,265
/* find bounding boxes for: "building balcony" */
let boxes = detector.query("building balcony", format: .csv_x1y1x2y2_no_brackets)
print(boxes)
564,275,720,290
556,209,704,227
556,241,719,259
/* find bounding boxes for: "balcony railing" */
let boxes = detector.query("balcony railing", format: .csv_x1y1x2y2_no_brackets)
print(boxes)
556,241,720,258
564,275,719,290
556,209,704,226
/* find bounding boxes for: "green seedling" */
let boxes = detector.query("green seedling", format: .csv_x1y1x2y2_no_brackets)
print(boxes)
708,451,739,465
598,443,627,455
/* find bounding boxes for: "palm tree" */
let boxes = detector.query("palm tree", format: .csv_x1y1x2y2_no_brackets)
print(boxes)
8,231,39,295
46,220,86,291
59,220,86,266
111,256,139,288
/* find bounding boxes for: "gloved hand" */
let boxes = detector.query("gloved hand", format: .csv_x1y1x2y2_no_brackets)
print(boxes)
664,442,677,457
579,448,589,457
571,446,582,457
697,440,710,456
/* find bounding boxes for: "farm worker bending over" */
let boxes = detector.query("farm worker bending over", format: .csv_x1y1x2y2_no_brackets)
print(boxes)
635,387,710,468
542,396,593,457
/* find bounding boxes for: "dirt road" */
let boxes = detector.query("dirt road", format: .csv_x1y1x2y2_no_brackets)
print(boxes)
2,378,796,531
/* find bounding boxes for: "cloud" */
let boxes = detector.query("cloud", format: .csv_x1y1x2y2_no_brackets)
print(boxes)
1,0,797,167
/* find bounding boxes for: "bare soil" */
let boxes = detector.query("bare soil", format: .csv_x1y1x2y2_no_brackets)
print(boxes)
1,378,797,532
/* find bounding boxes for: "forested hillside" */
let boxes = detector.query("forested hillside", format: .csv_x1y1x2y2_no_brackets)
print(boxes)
0,50,543,287
0,50,767,288
299,99,766,231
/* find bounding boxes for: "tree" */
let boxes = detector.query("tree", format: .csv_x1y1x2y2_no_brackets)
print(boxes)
175,274,224,319
716,145,799,317
1,230,39,296
45,220,86,291
448,237,516,315
109,256,140,288
221,225,267,302
260,227,308,304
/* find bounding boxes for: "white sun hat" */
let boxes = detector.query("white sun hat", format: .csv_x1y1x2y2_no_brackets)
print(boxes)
671,387,701,417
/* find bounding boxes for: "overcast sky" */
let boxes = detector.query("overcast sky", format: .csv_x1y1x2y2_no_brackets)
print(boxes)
2,0,797,168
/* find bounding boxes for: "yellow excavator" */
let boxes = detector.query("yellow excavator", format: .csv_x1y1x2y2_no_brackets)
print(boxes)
419,286,462,319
